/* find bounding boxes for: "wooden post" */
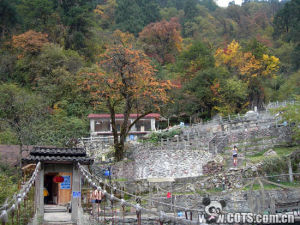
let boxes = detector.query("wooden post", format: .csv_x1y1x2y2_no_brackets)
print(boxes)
287,157,294,183
137,211,141,225
11,212,14,225
103,196,106,222
111,200,114,225
149,182,152,208
171,183,174,213
122,205,125,225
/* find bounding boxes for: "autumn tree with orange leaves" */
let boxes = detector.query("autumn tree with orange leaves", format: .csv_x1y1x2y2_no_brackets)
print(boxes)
139,17,182,65
12,30,49,57
80,31,173,161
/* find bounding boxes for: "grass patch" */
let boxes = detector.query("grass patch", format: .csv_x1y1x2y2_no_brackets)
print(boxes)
273,146,298,156
245,146,298,163
242,181,300,191
245,149,268,163
112,178,128,182
206,187,223,193
229,136,276,145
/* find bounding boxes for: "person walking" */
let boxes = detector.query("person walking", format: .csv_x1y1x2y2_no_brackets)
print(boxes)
232,145,238,167
90,188,103,218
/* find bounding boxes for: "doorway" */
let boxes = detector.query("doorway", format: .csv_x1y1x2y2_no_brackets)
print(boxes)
44,173,59,205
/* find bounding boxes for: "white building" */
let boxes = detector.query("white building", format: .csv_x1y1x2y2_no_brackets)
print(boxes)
88,113,163,140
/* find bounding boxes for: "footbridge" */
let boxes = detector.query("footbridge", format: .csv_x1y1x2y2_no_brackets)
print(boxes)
1,146,300,225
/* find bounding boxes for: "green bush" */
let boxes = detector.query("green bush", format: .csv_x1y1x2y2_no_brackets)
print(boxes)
146,128,182,143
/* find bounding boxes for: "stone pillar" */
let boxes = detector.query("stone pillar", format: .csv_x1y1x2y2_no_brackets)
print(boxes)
71,165,81,223
287,157,294,183
36,164,44,218
151,119,155,131
131,119,137,131
90,119,95,134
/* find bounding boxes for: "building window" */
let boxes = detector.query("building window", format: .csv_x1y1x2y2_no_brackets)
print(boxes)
95,120,110,132
135,120,151,131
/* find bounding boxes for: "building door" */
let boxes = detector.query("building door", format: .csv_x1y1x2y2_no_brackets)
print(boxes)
58,172,72,204
44,173,59,205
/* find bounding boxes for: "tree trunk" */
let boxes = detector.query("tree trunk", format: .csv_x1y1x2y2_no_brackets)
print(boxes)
114,142,124,162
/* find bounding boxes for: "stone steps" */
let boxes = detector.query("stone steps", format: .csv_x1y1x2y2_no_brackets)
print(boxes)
43,222,75,225
44,205,68,213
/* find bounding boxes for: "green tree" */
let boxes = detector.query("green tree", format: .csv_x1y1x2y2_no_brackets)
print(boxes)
243,38,269,59
273,96,300,144
17,0,55,31
180,68,227,118
0,84,47,173
273,0,300,70
115,0,144,35
278,70,300,101
183,0,199,22
0,0,18,39
213,77,248,115
115,0,160,35
35,112,89,147
0,173,17,205
273,0,300,43
176,41,215,81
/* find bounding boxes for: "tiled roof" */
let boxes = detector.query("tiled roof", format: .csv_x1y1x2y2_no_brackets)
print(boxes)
22,155,93,164
88,113,161,119
22,146,93,165
31,146,86,156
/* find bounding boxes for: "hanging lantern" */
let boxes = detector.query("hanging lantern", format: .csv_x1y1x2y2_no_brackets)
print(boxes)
167,192,171,199
53,176,64,183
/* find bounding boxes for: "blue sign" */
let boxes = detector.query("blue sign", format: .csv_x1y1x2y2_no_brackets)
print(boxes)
104,170,111,177
73,191,81,198
177,211,184,217
129,134,135,141
60,176,71,189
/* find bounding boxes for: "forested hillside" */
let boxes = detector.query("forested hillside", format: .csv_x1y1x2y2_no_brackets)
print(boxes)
0,0,299,147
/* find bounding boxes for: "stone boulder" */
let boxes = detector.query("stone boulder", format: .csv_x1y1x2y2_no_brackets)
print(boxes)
263,149,278,157
203,161,223,175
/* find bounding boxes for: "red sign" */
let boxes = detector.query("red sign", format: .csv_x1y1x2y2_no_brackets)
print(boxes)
53,176,64,183
167,192,171,199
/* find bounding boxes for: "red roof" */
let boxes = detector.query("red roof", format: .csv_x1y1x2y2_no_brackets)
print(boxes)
88,113,161,119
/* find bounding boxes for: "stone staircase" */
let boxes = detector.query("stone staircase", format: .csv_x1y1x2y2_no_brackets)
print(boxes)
43,205,74,225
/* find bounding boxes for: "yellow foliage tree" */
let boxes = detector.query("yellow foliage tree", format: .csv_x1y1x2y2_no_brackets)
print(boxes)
215,40,280,108
94,0,116,28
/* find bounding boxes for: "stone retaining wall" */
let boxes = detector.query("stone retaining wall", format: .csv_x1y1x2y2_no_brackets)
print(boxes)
100,149,213,180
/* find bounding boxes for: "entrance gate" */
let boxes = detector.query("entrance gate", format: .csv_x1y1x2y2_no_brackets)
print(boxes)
22,146,93,224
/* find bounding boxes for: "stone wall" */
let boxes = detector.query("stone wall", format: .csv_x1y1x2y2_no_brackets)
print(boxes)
86,110,293,180
93,148,213,180
133,148,212,179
